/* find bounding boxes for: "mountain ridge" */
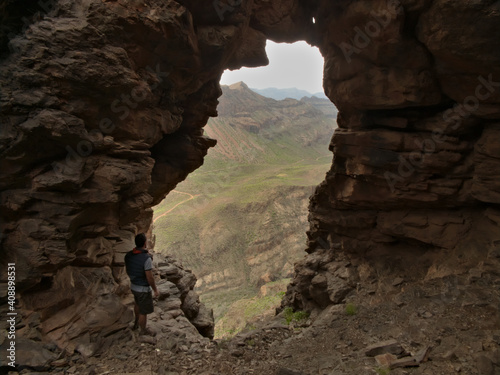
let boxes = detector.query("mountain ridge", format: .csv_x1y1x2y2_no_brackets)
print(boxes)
249,85,329,101
207,81,336,163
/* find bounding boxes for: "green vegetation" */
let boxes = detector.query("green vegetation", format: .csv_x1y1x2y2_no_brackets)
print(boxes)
214,279,290,338
201,286,258,325
345,303,357,316
374,367,391,375
243,293,283,320
153,158,329,285
283,307,310,325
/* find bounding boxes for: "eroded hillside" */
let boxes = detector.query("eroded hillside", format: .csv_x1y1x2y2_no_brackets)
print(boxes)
152,83,335,335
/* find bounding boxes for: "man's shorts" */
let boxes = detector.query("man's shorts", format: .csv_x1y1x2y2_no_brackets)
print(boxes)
132,290,154,315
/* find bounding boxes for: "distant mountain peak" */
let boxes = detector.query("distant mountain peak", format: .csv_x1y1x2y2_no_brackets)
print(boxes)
207,81,338,163
228,81,249,90
250,86,328,101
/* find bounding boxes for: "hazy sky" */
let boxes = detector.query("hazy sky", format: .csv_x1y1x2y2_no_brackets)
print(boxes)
220,41,325,94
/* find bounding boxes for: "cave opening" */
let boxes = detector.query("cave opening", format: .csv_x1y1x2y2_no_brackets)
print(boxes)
152,40,337,338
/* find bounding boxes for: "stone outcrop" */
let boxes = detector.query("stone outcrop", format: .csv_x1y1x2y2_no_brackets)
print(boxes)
0,0,499,369
282,0,500,316
0,0,227,360
0,250,213,367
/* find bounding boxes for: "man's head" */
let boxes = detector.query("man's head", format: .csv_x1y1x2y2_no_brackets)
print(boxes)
135,233,147,248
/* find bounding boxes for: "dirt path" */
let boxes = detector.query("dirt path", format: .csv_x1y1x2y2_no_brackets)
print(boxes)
153,190,198,223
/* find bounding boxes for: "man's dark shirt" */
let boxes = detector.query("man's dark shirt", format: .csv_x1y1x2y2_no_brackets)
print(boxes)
124,248,152,291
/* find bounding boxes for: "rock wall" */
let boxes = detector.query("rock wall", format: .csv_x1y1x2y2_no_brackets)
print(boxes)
1,0,499,364
281,0,500,314
0,0,250,356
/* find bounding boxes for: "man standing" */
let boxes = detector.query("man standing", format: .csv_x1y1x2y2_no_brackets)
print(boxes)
124,233,159,336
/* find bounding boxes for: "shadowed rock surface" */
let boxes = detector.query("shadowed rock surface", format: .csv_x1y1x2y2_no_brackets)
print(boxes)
0,0,499,373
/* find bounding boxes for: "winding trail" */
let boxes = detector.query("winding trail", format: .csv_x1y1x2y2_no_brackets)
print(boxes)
153,190,198,223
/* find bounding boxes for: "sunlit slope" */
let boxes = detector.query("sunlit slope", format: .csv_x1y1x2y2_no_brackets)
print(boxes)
203,81,335,164
152,82,337,322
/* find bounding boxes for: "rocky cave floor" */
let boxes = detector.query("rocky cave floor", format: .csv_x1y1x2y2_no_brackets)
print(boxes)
9,265,500,375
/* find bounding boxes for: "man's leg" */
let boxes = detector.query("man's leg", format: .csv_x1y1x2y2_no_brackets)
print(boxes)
134,290,155,335
133,303,140,329
138,313,147,333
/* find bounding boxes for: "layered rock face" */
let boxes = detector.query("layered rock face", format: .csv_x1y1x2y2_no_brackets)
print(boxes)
1,0,499,362
0,0,250,354
283,0,500,315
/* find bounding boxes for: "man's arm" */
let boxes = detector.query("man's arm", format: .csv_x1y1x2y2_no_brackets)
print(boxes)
145,270,159,298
